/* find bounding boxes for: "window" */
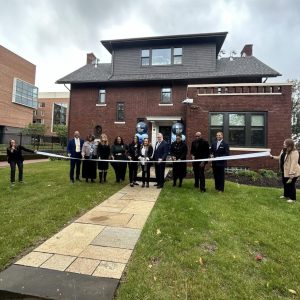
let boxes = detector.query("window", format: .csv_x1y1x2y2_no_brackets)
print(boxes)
53,103,67,125
173,47,182,64
141,49,150,66
209,112,266,147
33,110,37,116
35,119,42,124
41,111,45,117
141,47,183,66
12,78,38,109
38,102,45,108
152,48,171,65
116,102,125,121
161,87,172,104
98,89,106,104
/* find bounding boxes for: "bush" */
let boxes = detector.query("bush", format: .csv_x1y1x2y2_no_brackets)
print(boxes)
232,169,261,181
258,169,279,179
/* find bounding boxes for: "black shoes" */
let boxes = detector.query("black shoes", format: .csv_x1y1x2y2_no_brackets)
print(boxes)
133,182,139,186
130,183,134,187
146,183,149,188
142,183,145,188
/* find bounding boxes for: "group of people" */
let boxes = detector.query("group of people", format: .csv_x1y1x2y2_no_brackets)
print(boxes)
66,130,230,192
6,131,300,203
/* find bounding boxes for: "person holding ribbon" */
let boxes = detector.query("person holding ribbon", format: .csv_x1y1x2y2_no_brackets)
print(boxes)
210,131,230,192
153,133,168,189
81,134,98,183
170,133,188,187
7,139,36,186
127,135,140,187
97,133,110,183
111,136,127,183
270,139,300,203
138,138,153,188
67,131,84,183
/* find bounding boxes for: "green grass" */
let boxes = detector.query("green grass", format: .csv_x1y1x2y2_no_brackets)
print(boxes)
0,161,125,270
116,180,300,300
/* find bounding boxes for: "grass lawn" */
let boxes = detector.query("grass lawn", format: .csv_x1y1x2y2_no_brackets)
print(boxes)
117,180,300,300
0,160,126,270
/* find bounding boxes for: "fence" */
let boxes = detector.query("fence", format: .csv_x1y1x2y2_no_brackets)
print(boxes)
0,132,67,155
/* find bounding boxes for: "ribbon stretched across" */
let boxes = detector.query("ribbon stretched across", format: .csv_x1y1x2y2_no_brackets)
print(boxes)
36,151,271,163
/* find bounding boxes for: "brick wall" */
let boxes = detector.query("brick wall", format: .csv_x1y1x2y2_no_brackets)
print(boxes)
186,85,292,170
68,83,291,170
0,45,36,129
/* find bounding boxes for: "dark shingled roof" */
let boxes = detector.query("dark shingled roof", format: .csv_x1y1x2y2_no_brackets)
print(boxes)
56,56,280,84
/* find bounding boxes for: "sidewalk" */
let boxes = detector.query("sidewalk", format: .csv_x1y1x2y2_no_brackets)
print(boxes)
0,158,49,168
0,180,164,299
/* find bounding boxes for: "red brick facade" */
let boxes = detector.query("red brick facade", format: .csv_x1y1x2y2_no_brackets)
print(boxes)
0,45,36,130
68,83,291,170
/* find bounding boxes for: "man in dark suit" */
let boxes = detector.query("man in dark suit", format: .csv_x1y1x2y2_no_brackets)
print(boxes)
153,133,169,189
67,131,84,183
211,131,230,192
190,131,210,192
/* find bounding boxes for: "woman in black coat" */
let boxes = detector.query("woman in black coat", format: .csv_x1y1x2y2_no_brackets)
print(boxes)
127,135,140,187
170,134,188,187
97,133,110,183
111,136,127,182
138,138,153,188
7,139,35,185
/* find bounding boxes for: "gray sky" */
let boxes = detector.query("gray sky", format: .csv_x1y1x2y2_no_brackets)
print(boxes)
1,0,299,91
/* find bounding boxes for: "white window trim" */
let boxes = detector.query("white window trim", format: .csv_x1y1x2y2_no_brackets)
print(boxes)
96,104,107,107
159,103,173,106
114,121,125,124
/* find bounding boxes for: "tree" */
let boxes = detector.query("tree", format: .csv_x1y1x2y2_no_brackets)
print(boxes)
22,123,46,136
53,124,68,147
290,79,300,142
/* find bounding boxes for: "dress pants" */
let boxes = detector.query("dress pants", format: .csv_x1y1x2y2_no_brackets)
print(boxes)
283,177,298,200
70,152,82,181
213,165,225,192
193,162,206,191
155,161,166,187
10,160,23,183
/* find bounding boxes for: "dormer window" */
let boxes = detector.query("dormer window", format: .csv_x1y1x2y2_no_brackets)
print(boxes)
141,48,183,66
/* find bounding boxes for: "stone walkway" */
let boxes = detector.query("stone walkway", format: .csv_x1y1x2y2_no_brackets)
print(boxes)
0,181,163,299
0,158,49,168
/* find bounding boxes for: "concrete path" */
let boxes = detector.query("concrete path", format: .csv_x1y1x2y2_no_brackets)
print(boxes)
0,180,164,299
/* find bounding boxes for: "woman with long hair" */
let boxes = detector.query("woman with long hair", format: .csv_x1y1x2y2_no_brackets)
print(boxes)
97,133,110,183
81,134,97,182
111,136,127,182
6,139,36,185
271,139,300,202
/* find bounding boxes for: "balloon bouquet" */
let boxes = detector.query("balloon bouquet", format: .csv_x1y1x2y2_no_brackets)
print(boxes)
135,121,148,143
171,122,186,143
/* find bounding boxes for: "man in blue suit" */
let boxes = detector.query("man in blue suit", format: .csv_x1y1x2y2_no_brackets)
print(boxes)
210,131,230,192
67,131,84,183
153,133,169,189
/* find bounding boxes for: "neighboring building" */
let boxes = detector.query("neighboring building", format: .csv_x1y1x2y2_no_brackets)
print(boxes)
34,92,69,136
57,32,292,169
0,45,38,142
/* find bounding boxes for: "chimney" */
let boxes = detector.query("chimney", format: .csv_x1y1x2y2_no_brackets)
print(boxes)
86,52,97,64
240,44,253,57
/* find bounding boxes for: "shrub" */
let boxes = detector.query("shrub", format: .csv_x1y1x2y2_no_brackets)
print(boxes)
258,169,279,179
232,169,261,181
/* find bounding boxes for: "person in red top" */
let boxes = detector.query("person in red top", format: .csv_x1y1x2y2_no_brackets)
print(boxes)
7,139,36,185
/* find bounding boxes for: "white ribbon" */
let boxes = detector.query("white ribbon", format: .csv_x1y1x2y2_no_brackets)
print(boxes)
36,151,270,163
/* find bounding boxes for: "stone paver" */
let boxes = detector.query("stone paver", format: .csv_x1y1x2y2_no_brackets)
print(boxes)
125,214,149,229
35,223,105,256
93,261,126,279
76,210,133,227
15,251,53,267
66,257,100,275
91,226,141,250
120,200,155,216
79,245,132,264
40,254,76,271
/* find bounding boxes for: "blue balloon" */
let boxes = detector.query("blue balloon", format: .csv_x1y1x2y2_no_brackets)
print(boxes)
136,122,148,135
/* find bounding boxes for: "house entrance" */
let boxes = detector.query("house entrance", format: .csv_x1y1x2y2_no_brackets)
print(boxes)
159,126,172,151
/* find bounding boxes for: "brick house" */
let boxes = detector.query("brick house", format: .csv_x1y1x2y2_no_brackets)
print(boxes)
0,45,38,143
34,92,69,136
57,32,292,169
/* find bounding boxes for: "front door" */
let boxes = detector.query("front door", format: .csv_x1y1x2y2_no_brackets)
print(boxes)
159,126,172,153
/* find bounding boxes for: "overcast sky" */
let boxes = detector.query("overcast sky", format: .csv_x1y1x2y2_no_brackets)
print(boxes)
1,0,299,92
